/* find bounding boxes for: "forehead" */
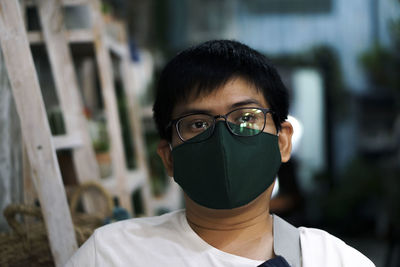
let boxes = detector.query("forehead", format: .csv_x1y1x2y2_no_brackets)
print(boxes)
172,77,269,117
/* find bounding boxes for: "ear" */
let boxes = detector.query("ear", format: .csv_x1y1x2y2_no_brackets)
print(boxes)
157,139,174,177
278,121,293,163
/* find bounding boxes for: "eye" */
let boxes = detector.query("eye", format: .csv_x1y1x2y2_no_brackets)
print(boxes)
191,120,209,130
178,114,214,138
239,114,256,123
236,112,257,124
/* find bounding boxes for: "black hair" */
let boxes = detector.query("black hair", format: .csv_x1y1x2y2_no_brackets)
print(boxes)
153,40,289,141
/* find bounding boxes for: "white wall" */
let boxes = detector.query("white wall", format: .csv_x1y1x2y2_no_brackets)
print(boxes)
290,68,326,192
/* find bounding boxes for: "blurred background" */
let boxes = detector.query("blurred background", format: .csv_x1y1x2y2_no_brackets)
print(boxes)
0,0,399,266
128,1,400,265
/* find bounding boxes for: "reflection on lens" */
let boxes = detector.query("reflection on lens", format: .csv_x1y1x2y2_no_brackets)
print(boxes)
234,126,262,136
227,108,265,136
227,108,265,135
228,122,263,136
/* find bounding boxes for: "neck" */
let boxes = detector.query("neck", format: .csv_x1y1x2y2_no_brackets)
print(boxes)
185,192,271,230
184,190,275,261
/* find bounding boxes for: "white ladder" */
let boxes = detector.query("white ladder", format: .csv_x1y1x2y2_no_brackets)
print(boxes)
0,1,77,265
0,0,155,265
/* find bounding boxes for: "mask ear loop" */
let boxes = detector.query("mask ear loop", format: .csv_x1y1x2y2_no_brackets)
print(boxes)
168,143,173,151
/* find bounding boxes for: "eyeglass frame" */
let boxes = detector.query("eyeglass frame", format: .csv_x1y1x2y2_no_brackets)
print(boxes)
166,107,277,143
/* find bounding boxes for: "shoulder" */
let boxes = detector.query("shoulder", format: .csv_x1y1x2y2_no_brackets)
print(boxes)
65,210,185,266
299,227,375,267
93,209,185,246
96,209,184,234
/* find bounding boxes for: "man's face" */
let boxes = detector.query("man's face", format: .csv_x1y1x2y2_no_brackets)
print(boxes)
157,77,293,178
170,77,277,148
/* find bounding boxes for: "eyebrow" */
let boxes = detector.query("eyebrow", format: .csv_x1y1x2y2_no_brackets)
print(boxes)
229,99,265,109
175,108,212,117
175,99,266,118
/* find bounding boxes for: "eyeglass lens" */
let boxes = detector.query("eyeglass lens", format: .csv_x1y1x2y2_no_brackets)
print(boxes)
176,108,267,141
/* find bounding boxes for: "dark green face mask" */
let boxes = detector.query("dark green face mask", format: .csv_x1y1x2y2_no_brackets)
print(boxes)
172,121,281,209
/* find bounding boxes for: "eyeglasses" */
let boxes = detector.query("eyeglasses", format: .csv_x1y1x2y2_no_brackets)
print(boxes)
168,107,275,142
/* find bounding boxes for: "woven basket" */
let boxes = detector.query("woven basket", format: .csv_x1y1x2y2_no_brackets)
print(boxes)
69,181,113,236
0,182,113,266
0,204,54,267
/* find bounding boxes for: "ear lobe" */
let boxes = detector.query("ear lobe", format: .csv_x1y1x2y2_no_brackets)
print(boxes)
278,121,293,163
157,139,174,177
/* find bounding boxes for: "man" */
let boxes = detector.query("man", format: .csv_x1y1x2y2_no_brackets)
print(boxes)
66,40,375,266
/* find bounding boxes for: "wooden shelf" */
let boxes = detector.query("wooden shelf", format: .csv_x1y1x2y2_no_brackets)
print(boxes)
25,0,88,7
101,169,146,196
28,30,128,58
105,35,129,57
28,29,94,44
52,134,83,150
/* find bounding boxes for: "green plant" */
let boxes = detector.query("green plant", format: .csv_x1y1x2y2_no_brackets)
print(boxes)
359,44,399,89
91,119,110,153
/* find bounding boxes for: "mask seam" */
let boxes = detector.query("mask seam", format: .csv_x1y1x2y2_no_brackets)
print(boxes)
218,123,231,207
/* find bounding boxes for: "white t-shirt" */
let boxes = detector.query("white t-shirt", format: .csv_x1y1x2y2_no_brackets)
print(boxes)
65,210,375,267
